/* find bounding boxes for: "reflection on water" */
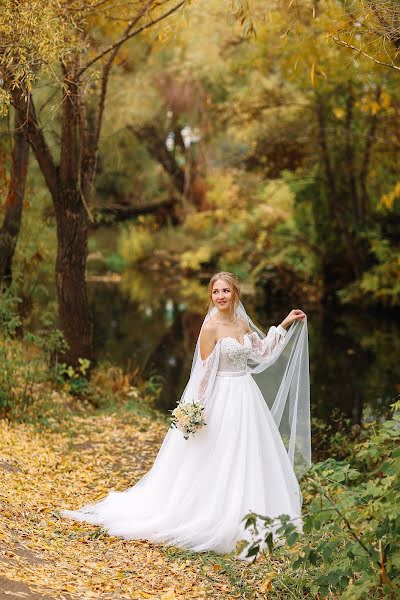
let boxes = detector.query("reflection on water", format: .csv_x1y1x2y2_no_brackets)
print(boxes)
89,280,399,425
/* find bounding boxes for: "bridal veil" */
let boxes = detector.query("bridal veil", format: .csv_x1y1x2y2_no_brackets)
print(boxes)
177,301,311,478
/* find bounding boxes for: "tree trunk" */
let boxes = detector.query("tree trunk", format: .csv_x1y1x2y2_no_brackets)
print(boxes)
315,95,362,279
129,123,186,194
12,88,93,367
0,108,29,286
54,187,93,367
53,65,93,368
344,84,359,222
359,85,381,221
8,0,188,367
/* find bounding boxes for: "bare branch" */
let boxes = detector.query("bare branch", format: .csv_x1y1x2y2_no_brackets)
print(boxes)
93,0,154,140
73,0,114,12
329,35,400,71
78,0,185,76
79,0,154,197
11,92,59,200
367,0,400,50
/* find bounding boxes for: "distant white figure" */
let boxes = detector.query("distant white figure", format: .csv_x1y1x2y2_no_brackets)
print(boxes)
165,124,201,152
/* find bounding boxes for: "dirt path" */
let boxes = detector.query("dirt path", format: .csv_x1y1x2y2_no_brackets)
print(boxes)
0,410,268,599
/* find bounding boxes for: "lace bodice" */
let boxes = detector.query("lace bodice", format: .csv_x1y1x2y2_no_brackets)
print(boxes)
197,326,288,406
218,337,252,372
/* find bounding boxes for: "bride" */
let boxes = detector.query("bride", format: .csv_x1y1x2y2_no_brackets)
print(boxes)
62,271,311,560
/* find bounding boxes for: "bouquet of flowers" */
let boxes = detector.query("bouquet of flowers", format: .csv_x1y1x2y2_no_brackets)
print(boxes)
169,401,207,440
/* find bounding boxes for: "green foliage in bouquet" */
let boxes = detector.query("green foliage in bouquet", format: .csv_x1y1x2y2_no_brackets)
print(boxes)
170,401,207,440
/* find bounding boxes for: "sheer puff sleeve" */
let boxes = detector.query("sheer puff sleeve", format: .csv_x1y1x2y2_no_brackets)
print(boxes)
197,340,221,409
177,338,221,418
247,325,287,363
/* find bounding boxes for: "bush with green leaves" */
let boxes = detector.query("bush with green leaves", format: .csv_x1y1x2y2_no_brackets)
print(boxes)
52,358,92,397
0,288,67,418
242,401,400,598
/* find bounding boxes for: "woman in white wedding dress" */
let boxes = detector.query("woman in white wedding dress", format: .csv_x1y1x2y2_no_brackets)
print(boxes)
61,272,310,560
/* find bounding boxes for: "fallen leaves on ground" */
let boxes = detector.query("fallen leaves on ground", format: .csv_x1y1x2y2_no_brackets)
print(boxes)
0,403,273,599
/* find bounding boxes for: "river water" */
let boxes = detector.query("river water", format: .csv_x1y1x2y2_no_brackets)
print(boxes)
88,278,399,425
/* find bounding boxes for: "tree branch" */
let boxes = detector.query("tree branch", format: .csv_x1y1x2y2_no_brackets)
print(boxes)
93,0,154,146
318,486,381,575
73,0,113,12
78,0,185,77
367,0,400,50
329,35,400,72
98,196,177,219
11,91,59,200
79,0,154,202
128,123,186,194
60,60,79,188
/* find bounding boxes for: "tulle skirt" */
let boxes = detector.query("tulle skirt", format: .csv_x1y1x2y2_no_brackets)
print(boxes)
61,371,302,559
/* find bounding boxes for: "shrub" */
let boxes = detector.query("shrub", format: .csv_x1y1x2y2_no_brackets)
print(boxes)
0,288,67,418
242,401,400,598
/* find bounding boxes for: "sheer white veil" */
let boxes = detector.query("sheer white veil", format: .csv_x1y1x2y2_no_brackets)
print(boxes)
178,300,311,479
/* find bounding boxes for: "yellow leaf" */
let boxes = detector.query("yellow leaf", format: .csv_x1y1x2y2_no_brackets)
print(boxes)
333,107,345,119
260,571,276,592
381,90,391,109
370,101,380,115
160,591,177,600
310,62,316,87
379,182,400,210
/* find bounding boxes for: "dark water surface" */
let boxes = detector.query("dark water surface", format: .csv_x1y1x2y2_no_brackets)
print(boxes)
88,279,399,425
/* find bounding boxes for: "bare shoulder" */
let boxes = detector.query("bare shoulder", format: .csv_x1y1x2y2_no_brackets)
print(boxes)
199,319,218,360
200,319,218,344
237,316,252,334
201,318,218,335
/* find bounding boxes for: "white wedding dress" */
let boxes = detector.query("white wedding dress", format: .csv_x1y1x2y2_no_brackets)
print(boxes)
62,325,304,559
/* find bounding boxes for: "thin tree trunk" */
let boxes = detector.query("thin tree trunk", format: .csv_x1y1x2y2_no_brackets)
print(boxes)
129,123,186,194
54,188,93,366
344,84,359,221
54,64,93,367
0,108,29,286
315,96,362,278
359,85,381,221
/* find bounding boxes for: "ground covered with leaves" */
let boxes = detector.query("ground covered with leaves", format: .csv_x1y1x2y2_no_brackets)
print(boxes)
3,361,394,600
0,394,291,600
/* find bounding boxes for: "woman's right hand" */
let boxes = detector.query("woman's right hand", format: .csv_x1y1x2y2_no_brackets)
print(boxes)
280,309,307,330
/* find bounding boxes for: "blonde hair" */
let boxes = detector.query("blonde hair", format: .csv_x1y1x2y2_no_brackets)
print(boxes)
207,272,241,313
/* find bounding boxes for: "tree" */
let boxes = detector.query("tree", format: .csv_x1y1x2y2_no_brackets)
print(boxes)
112,0,400,303
0,108,29,286
327,0,400,72
0,0,186,366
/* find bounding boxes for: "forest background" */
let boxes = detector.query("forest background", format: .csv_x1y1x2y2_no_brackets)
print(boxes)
0,1,399,599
